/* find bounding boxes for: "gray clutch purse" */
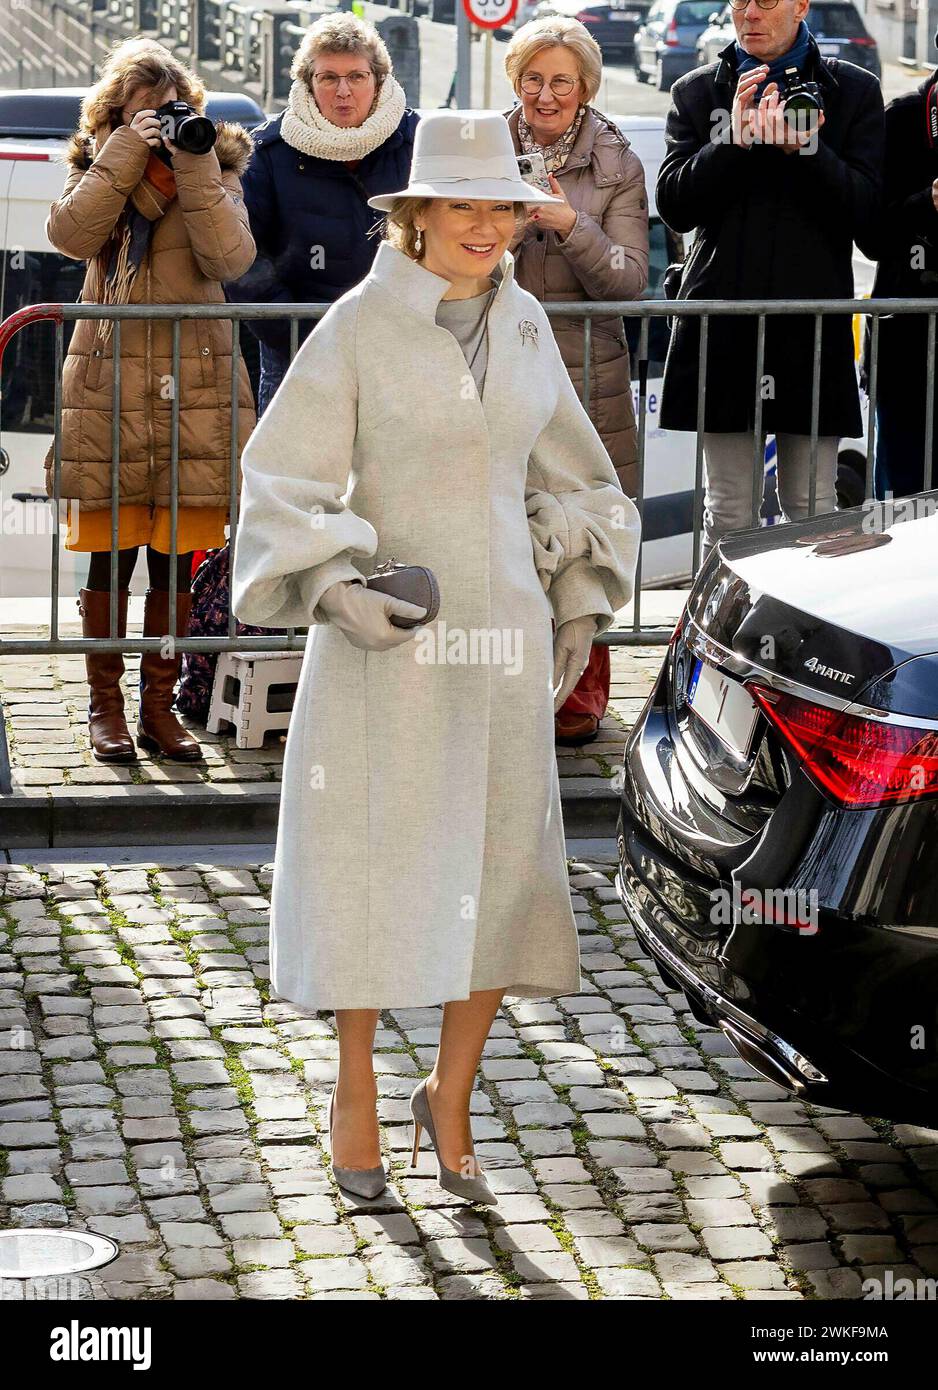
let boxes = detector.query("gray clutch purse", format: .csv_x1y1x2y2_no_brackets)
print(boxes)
365,556,440,628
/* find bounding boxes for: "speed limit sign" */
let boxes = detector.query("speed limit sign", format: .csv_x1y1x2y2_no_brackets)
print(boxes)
461,0,519,29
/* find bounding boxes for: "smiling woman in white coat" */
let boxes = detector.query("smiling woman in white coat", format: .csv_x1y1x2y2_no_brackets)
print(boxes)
231,110,641,1207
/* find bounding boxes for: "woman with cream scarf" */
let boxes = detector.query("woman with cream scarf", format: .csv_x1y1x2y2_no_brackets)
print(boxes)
228,12,419,414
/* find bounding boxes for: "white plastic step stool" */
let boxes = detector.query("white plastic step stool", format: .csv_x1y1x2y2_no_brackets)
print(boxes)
206,650,302,750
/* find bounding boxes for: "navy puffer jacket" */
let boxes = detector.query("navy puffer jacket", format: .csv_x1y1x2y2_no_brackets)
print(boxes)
227,108,419,356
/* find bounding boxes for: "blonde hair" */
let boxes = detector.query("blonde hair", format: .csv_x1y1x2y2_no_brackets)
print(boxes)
79,35,206,139
291,12,391,89
376,196,431,259
504,16,602,105
374,196,526,260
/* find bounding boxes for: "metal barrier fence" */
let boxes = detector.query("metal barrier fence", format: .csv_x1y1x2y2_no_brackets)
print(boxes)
0,295,932,792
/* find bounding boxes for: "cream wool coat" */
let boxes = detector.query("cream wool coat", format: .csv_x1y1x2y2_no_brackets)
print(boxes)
231,240,641,1011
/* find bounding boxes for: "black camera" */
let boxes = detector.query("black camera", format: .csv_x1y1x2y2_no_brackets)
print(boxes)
778,66,824,125
154,100,217,156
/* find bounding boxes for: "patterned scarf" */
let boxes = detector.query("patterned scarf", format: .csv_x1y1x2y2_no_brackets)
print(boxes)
280,74,407,162
91,132,177,342
517,103,587,173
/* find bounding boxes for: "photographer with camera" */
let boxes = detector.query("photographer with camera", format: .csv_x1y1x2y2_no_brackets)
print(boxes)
656,0,883,552
866,27,938,501
46,37,257,764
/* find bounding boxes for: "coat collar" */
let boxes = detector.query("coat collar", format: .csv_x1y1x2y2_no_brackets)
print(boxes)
715,31,839,96
368,240,515,319
504,103,630,188
915,67,938,100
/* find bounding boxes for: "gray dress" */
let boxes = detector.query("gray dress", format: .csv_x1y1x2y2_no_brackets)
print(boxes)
434,279,497,397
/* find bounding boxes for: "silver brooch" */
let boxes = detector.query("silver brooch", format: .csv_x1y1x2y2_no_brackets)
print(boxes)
519,319,538,348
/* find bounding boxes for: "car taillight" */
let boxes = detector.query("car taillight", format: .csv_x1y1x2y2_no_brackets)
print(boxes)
665,16,679,43
574,8,600,18
668,612,685,649
745,683,938,808
850,35,875,45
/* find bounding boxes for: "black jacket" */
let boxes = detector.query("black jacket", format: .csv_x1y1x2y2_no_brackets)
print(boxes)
656,35,884,435
226,108,419,358
865,71,938,399
870,70,938,296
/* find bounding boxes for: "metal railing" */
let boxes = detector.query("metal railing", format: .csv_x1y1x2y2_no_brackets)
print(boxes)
0,295,933,793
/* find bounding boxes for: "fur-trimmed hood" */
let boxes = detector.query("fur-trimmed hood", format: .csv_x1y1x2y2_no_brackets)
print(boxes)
63,120,254,175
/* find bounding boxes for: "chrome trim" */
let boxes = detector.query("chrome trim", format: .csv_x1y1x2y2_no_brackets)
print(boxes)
683,615,938,731
683,617,854,714
615,867,829,1086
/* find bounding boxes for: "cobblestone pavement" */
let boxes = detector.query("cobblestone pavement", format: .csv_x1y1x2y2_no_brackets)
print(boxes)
0,634,662,793
3,853,938,1302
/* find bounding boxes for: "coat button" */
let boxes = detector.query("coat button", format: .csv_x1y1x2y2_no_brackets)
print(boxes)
299,162,305,170
201,346,210,356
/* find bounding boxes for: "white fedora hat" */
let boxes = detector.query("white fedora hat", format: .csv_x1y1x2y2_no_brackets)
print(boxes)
366,109,563,212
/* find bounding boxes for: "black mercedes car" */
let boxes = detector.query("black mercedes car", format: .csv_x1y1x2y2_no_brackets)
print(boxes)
616,498,938,1124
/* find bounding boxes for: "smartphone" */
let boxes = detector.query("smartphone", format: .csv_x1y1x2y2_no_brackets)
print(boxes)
516,152,551,194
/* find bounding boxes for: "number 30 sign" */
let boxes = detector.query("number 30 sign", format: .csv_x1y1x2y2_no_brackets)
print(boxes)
461,0,519,29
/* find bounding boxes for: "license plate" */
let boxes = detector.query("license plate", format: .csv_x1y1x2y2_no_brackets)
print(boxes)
610,10,631,17
818,41,839,54
687,658,759,758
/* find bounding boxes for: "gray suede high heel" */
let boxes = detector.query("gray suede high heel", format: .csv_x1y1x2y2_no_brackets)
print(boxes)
327,1084,387,1200
409,1077,497,1206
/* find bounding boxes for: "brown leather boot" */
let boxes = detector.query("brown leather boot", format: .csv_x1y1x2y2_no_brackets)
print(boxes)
136,588,202,762
77,588,136,763
554,711,601,746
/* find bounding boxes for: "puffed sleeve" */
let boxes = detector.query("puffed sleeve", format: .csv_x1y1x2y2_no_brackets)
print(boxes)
231,293,378,628
525,316,641,634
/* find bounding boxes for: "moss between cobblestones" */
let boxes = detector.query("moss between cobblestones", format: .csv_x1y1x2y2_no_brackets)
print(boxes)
590,867,932,1300
7,862,928,1302
170,867,387,1297
100,874,246,1272
571,877,743,1295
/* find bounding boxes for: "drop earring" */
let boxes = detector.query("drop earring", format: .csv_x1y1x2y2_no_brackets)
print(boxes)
415,227,423,254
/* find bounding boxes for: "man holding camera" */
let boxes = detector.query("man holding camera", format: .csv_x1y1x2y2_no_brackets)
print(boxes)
656,0,884,551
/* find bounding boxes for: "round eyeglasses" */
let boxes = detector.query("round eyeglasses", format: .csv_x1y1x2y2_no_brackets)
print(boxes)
312,70,375,89
728,0,782,9
519,73,578,96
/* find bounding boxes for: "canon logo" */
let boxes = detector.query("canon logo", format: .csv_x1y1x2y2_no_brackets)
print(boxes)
804,656,855,685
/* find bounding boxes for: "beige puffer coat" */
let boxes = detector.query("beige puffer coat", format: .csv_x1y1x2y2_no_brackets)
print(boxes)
45,121,256,510
507,104,649,496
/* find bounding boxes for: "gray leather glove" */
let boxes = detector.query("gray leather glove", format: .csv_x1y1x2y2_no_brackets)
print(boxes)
317,579,428,652
552,614,598,712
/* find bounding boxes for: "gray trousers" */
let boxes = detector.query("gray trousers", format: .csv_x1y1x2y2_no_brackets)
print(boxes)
702,432,839,552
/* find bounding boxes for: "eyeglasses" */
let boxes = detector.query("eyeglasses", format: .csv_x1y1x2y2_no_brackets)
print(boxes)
728,0,782,9
312,70,375,89
519,73,578,96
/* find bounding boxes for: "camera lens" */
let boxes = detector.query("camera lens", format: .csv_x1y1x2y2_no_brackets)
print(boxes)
175,112,217,155
784,90,821,114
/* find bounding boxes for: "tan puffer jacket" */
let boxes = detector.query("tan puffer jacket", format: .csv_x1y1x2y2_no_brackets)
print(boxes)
507,105,649,496
45,121,256,510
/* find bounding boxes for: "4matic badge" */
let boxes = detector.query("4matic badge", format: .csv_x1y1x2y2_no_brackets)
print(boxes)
804,656,855,685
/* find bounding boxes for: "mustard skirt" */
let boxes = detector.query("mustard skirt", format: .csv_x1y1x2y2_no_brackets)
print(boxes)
65,502,228,554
